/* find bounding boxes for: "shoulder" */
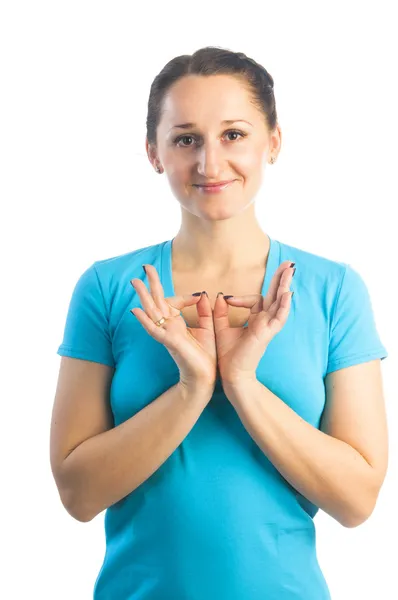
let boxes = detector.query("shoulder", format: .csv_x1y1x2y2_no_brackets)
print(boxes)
94,240,166,277
90,239,168,294
275,238,348,297
83,240,168,324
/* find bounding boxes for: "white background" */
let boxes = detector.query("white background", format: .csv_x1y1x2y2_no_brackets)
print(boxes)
1,1,397,598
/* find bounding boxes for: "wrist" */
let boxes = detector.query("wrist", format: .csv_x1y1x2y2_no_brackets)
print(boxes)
221,375,258,392
179,376,216,397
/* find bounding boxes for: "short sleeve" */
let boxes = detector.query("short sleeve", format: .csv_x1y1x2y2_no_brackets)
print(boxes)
57,262,115,368
326,263,388,374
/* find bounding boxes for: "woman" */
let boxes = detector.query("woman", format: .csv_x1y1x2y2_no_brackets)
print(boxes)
51,46,389,599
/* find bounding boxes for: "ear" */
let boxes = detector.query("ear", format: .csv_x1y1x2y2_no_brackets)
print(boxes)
270,122,282,158
146,139,159,171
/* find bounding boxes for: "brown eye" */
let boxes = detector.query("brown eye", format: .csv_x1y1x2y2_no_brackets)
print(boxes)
226,131,241,141
176,135,195,147
173,129,246,148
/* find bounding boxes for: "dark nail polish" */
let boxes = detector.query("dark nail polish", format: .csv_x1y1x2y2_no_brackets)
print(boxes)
192,292,202,296
224,295,233,299
202,291,208,297
292,267,296,277
142,265,147,274
217,292,223,297
290,262,295,268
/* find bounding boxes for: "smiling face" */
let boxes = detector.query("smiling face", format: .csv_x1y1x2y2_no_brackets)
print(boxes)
146,74,281,220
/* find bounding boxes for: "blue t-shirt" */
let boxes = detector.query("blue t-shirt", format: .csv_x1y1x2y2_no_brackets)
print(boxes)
57,235,388,599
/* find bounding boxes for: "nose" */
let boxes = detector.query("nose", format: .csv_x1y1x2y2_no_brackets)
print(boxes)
196,142,225,179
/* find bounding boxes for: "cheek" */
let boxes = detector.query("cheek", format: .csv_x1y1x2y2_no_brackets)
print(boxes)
233,149,263,173
166,158,191,180
164,145,264,178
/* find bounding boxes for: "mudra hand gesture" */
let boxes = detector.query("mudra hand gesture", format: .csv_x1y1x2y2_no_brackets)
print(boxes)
131,265,217,389
130,261,295,389
213,260,295,385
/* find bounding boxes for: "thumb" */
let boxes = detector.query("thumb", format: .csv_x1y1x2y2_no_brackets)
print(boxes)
165,292,214,329
163,292,200,311
212,292,230,333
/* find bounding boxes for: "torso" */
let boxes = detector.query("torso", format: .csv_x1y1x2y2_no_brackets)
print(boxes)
171,267,267,328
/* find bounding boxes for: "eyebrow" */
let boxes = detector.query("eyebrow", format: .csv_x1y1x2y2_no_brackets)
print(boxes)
169,119,253,131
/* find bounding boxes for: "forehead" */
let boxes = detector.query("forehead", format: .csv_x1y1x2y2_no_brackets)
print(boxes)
160,74,258,126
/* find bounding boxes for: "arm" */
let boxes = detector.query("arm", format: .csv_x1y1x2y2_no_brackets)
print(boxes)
59,379,214,522
222,364,387,528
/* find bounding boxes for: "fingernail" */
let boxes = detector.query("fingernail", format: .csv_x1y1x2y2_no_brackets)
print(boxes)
216,292,223,297
292,267,296,277
142,265,147,274
224,295,233,299
291,291,295,298
290,262,295,267
202,291,208,297
192,292,202,296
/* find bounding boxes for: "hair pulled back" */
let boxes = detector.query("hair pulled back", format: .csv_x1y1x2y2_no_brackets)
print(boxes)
146,46,277,147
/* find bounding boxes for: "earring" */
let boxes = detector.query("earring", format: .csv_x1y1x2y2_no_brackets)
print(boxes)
155,165,162,173
270,156,276,165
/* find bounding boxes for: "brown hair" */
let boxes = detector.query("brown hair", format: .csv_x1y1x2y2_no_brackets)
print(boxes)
146,46,277,147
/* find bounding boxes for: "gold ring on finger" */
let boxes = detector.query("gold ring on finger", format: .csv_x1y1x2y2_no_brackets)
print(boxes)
154,316,168,327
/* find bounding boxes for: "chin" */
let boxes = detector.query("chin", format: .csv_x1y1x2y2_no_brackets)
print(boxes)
199,201,251,220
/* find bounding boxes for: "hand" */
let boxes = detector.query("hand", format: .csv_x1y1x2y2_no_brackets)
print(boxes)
213,261,295,385
130,264,217,388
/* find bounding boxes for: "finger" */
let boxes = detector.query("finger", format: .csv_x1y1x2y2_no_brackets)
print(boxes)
130,264,167,323
267,291,293,333
141,264,213,329
168,291,214,330
193,292,214,325
220,260,294,312
141,264,171,315
131,263,197,321
131,279,168,325
213,292,232,333
263,260,295,311
219,284,293,330
165,290,209,313
274,264,294,305
219,293,264,313
213,292,262,335
130,306,168,343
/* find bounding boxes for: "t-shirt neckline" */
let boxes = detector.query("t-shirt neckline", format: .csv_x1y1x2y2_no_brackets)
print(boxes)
160,234,280,328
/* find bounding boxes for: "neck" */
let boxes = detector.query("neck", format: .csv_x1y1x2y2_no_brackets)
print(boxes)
172,206,270,276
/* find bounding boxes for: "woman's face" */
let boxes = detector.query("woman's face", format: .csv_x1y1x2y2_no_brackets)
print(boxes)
147,74,281,220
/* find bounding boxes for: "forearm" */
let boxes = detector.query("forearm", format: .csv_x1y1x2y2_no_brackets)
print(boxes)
60,380,214,522
223,378,376,528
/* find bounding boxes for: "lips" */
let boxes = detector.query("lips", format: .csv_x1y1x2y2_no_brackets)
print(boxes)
193,180,236,194
195,180,234,187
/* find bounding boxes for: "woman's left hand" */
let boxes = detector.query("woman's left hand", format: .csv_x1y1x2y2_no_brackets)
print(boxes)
213,261,295,385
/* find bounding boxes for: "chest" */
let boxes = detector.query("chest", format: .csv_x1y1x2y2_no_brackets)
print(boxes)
171,268,266,328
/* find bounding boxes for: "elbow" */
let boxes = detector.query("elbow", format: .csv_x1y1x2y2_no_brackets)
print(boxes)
338,507,369,529
51,452,97,522
341,492,378,529
53,466,94,523
348,473,386,528
341,512,371,529
65,498,93,523
62,478,101,522
58,487,92,523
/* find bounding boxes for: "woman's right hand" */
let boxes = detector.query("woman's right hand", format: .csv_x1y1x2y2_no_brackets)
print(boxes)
130,264,217,389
